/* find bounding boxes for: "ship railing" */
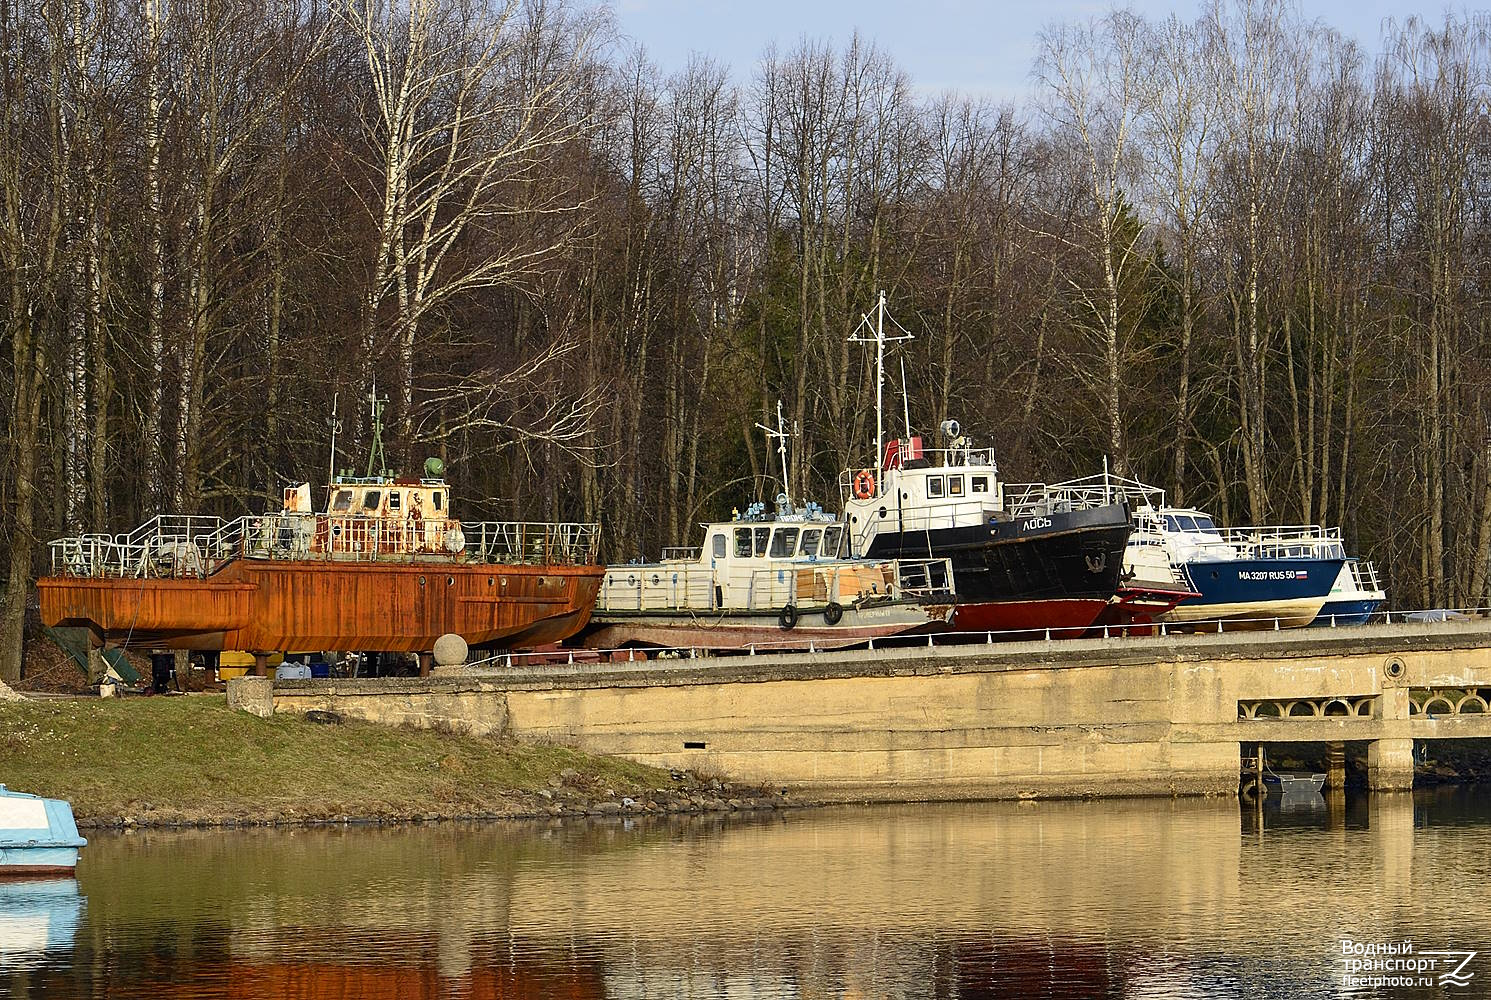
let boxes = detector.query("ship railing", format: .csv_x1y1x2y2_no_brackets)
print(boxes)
1353,559,1384,593
48,514,238,579
1004,479,1144,517
661,546,702,561
49,515,602,576
892,558,956,598
460,521,600,565
1220,524,1346,561
847,497,993,557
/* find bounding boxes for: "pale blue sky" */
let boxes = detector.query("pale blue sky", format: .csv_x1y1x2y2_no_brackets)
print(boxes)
612,0,1462,100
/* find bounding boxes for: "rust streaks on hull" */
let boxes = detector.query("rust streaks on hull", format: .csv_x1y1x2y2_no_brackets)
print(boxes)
39,561,603,653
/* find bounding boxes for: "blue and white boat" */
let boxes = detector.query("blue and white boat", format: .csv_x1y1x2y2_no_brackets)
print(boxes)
1128,510,1345,628
1311,558,1387,626
0,786,86,875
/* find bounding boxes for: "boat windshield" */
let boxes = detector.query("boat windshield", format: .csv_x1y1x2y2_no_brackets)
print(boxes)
1192,515,1218,534
824,525,844,558
801,528,823,557
769,527,799,558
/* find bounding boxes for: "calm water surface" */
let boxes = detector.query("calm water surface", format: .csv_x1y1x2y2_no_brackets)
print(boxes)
4,791,1491,999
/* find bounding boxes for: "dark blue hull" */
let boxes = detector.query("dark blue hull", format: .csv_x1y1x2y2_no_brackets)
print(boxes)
1166,557,1346,625
1310,598,1385,627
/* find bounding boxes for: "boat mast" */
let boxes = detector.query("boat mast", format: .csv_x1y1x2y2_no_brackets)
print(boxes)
849,290,912,485
366,385,389,480
754,399,792,504
327,391,341,485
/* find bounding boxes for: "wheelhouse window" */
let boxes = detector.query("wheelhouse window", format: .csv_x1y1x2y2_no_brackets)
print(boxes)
800,528,823,557
769,528,799,558
734,527,753,558
362,490,381,511
971,476,988,494
753,526,770,556
1192,516,1218,534
389,491,402,512
712,533,727,559
927,476,945,499
823,525,844,557
947,476,964,497
432,492,443,511
332,490,353,513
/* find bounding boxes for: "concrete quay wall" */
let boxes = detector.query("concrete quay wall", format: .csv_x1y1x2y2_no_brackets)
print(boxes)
248,621,1491,800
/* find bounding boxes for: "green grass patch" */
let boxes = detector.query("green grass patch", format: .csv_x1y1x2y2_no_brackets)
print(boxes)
0,695,666,823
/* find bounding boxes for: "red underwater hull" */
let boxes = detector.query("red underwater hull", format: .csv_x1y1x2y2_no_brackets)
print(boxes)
948,598,1110,639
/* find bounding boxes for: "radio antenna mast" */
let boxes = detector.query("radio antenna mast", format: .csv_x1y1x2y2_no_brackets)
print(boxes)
849,290,913,470
754,400,792,502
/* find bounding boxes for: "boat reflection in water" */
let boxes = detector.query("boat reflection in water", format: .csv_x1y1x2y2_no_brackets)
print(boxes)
0,878,84,971
6,790,1483,999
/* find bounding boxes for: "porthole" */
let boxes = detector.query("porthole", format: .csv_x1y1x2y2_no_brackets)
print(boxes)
1385,657,1406,680
447,576,454,586
878,507,887,519
419,576,426,586
488,577,494,586
651,574,661,585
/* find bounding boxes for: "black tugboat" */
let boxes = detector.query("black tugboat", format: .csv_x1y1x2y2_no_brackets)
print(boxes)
839,434,1132,634
838,292,1135,636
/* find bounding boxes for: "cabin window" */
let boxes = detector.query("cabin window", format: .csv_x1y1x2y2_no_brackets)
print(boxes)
332,490,353,512
1193,515,1218,534
800,528,823,557
971,476,988,494
711,533,727,559
769,528,799,558
927,476,944,499
363,490,381,511
947,476,964,497
824,525,844,557
389,491,402,511
754,526,770,557
433,492,443,511
734,527,753,558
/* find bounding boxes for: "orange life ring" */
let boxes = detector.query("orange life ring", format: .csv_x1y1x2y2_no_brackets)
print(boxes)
852,469,876,500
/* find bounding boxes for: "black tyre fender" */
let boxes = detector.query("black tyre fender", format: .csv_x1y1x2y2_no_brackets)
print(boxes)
823,601,844,626
1240,776,1264,802
778,604,799,630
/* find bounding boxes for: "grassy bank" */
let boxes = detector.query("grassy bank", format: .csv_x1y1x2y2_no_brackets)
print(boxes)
0,695,681,827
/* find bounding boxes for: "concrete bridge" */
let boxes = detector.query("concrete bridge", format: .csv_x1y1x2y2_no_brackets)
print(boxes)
231,620,1491,800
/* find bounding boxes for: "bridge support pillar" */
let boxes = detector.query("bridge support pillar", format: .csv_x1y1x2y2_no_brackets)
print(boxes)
1327,741,1346,789
1367,738,1415,791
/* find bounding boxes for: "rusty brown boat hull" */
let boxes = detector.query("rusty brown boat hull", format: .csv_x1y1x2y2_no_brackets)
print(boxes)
38,560,603,653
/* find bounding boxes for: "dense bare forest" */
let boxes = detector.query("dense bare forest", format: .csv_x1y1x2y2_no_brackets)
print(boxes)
1,0,1487,680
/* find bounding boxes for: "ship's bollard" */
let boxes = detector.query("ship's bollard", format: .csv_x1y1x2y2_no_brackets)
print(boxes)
986,631,993,644
867,638,875,651
1045,628,1051,641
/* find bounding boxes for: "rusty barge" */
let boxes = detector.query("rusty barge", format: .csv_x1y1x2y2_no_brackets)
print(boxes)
39,461,603,661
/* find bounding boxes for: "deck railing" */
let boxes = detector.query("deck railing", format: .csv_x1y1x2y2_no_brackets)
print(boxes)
48,514,600,579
